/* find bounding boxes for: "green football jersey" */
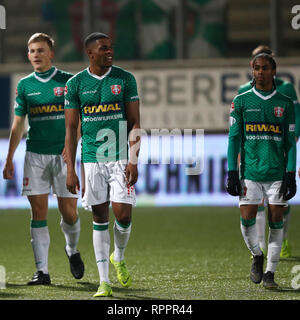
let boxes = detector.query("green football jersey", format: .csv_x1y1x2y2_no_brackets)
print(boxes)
14,67,73,154
228,87,296,181
64,65,139,163
238,77,300,138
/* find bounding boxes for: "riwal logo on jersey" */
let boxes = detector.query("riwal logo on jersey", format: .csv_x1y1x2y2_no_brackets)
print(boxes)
111,85,121,95
274,106,284,118
245,122,282,134
83,102,121,115
54,87,65,97
30,104,64,115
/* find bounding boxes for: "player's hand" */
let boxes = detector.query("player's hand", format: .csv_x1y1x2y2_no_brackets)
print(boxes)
226,170,242,196
298,167,300,178
66,170,80,194
125,162,138,187
3,159,14,180
280,172,296,201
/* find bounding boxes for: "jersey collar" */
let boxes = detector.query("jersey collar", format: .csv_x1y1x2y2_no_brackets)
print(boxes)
87,67,112,81
252,86,277,100
34,67,57,83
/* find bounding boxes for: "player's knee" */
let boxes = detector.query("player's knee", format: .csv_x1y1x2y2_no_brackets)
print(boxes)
59,206,78,225
268,206,284,222
60,210,78,224
63,214,78,225
115,213,131,226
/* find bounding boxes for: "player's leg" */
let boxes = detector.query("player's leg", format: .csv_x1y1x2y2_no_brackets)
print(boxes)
58,197,80,254
280,204,292,258
22,152,51,285
57,197,84,279
240,204,262,255
239,179,264,284
110,202,132,287
52,154,84,278
92,202,112,297
82,162,112,297
263,180,286,289
108,160,135,287
256,201,267,255
112,202,132,262
27,194,51,285
263,204,284,288
240,204,264,284
239,180,264,256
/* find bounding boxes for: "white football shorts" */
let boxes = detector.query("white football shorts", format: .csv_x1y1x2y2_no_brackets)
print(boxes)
239,179,287,207
22,151,78,198
82,160,136,208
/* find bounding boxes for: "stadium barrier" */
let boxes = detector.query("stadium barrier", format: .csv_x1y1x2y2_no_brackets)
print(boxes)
0,58,299,133
1,134,300,209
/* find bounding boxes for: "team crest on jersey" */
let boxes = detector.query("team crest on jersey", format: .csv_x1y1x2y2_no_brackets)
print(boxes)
111,85,121,95
274,106,284,118
54,87,64,97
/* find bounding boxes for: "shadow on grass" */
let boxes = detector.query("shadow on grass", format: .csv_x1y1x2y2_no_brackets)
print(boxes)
0,283,29,299
51,282,159,300
49,281,97,292
110,286,163,300
268,287,300,293
6,283,29,288
0,291,22,298
280,256,300,262
6,283,52,289
4,282,161,300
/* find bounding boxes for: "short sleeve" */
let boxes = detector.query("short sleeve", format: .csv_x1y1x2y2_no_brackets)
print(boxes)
14,80,27,116
228,95,243,138
64,77,80,109
124,72,139,102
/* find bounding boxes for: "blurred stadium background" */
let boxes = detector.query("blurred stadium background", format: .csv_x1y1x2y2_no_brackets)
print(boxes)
0,0,299,209
1,0,300,301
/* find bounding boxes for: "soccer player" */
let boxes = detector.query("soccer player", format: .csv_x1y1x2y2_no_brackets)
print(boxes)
64,32,140,297
227,53,297,289
2,33,84,285
238,45,300,258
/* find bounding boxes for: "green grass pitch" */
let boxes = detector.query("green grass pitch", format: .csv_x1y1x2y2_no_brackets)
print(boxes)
1,206,300,300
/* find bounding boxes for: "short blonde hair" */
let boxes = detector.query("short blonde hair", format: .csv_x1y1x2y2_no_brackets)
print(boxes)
28,33,54,50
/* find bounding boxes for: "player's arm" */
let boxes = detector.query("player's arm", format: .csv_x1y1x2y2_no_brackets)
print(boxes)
3,80,27,180
227,98,242,171
124,72,141,186
285,101,296,173
3,115,26,179
62,117,81,162
294,101,300,142
226,97,242,196
282,100,297,200
286,83,300,141
64,108,80,194
125,99,140,186
64,80,81,194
